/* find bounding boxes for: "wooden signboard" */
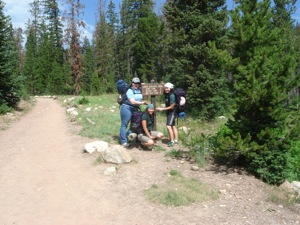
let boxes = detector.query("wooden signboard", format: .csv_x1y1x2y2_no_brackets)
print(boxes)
141,83,164,130
141,83,164,97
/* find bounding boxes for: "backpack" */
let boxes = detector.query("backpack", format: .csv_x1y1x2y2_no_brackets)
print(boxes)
116,79,131,105
116,79,142,105
173,88,187,116
130,111,144,134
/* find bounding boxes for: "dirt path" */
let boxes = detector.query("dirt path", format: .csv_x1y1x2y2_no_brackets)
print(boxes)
0,98,299,225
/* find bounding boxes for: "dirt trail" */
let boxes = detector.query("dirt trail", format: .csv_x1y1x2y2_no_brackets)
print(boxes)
0,98,299,225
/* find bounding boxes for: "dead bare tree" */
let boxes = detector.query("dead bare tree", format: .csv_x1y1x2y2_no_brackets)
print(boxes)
62,0,85,95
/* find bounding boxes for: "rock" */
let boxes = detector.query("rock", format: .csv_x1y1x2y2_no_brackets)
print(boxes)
103,166,117,176
292,181,300,190
102,145,132,164
84,141,109,154
191,165,199,171
66,107,76,114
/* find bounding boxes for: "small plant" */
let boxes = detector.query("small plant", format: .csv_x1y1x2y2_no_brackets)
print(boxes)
153,145,165,152
94,155,104,165
78,96,90,105
165,149,184,158
169,169,182,177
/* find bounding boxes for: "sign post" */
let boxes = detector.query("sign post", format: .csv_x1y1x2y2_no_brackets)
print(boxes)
141,82,164,130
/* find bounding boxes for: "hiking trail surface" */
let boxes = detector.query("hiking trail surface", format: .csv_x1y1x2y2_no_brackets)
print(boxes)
0,97,299,225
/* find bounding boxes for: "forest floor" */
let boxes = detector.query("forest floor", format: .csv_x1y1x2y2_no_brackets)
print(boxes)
0,97,299,225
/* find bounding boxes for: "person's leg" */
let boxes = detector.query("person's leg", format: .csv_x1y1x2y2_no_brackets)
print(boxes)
150,131,164,140
172,126,178,143
166,125,174,141
166,112,176,146
119,105,132,145
138,134,154,148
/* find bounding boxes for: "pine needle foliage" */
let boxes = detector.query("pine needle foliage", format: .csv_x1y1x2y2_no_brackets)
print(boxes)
163,0,231,119
0,1,22,113
212,0,300,185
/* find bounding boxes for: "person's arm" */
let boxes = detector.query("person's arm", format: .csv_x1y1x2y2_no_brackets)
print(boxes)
157,103,174,111
141,120,154,139
128,98,147,106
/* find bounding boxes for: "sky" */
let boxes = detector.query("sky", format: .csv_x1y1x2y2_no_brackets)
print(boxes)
2,0,300,42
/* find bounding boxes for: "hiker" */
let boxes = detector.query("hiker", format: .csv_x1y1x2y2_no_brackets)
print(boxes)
119,77,147,147
137,104,164,150
156,82,178,147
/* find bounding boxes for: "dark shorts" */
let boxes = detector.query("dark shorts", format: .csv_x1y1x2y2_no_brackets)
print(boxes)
166,111,176,126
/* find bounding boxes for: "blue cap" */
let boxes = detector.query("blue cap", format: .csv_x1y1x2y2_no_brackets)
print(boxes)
178,112,186,119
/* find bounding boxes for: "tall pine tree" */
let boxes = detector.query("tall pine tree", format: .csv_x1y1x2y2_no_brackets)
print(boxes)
213,0,299,184
164,0,230,119
93,0,115,94
0,0,22,112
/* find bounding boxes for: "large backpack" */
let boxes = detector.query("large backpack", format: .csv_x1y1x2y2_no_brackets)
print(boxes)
173,88,187,116
130,111,144,134
116,79,142,106
116,79,130,105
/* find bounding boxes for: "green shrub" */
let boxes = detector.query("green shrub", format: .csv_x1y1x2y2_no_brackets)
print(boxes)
285,141,300,181
77,96,90,105
0,102,12,114
211,123,295,185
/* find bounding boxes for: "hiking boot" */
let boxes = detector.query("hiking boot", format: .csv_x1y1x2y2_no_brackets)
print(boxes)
127,133,137,141
174,140,179,145
122,142,130,148
167,141,174,147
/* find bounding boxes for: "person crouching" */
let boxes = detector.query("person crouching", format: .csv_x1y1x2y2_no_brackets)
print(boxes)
138,104,164,150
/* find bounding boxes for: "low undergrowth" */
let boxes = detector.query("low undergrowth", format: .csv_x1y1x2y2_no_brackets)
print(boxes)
144,169,219,206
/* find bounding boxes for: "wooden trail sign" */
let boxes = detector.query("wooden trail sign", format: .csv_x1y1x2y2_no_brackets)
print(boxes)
141,83,164,97
141,82,164,130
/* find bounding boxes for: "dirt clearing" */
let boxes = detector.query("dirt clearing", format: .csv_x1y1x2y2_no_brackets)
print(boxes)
0,97,299,225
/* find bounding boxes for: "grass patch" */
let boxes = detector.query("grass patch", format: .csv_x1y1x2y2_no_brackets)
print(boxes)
58,94,224,162
267,186,300,206
94,155,104,165
144,169,219,206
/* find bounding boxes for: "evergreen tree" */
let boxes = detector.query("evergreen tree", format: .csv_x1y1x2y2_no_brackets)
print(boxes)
164,0,230,119
213,0,299,184
82,36,95,94
107,0,120,83
93,0,115,94
107,0,119,34
23,0,44,95
0,0,22,113
134,10,160,82
118,0,156,80
273,0,296,28
23,24,38,95
42,0,65,93
118,0,136,79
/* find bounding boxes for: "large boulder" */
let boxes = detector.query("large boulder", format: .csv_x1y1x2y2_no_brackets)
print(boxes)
102,145,132,164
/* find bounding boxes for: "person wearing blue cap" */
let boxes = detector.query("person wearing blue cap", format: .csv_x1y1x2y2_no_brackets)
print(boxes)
138,104,164,150
156,82,179,147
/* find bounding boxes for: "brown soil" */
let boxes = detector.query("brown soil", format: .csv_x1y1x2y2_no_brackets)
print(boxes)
0,97,299,225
